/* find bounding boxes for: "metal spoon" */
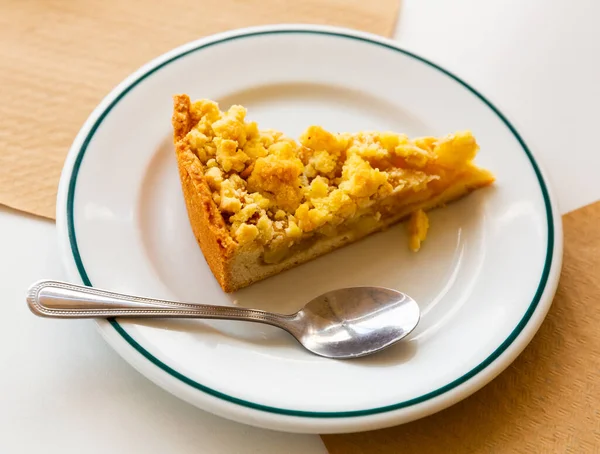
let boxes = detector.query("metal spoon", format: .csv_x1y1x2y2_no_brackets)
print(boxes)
26,280,420,359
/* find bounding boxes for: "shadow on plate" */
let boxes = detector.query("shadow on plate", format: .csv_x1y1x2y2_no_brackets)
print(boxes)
122,317,417,366
349,338,418,367
129,318,295,348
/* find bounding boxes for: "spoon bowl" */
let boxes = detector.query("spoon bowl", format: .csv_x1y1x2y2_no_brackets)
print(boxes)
295,287,420,358
27,280,420,359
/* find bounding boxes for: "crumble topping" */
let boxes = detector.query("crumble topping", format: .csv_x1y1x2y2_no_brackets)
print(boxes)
408,209,429,252
183,99,481,256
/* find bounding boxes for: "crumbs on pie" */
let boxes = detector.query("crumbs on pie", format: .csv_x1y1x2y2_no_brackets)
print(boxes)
172,95,495,292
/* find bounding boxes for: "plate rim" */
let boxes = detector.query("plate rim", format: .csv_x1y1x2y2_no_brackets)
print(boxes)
55,24,563,431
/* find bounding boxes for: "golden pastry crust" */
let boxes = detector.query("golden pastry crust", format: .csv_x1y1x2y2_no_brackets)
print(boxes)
172,94,495,292
172,95,238,292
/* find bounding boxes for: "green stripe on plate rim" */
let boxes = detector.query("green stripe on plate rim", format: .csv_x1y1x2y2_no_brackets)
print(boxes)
66,29,555,418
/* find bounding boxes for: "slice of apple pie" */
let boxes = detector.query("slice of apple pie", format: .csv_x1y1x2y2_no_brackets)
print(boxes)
172,95,494,292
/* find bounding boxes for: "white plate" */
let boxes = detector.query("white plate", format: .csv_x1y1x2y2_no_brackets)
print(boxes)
56,24,562,434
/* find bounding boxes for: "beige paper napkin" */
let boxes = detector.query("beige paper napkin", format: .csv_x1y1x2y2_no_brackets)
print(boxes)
322,202,600,453
0,0,399,219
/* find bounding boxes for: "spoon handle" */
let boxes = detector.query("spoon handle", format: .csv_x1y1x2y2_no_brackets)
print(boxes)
27,280,295,328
